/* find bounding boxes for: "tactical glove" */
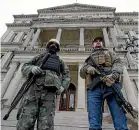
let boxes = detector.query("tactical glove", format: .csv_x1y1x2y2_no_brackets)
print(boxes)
87,66,100,75
57,86,64,95
31,66,43,75
102,74,115,87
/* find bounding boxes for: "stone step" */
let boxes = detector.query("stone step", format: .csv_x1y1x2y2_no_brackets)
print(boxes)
1,108,133,130
1,125,116,130
1,108,109,120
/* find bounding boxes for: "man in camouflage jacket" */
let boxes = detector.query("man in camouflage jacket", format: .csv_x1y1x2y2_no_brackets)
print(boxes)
80,37,129,130
16,39,70,130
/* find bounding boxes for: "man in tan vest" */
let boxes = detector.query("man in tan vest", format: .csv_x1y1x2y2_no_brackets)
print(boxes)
80,37,129,130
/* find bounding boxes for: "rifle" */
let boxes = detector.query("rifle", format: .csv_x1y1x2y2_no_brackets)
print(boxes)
3,52,52,120
111,83,136,118
86,55,136,118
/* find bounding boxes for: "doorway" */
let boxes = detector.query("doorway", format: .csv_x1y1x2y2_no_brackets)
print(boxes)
59,83,76,111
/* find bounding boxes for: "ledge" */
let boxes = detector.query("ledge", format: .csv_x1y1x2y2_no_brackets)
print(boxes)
13,14,38,18
115,12,138,16
6,23,32,27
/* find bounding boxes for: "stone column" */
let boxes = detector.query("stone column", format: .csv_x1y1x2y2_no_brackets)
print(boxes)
123,66,137,108
3,63,23,106
114,25,118,37
76,63,86,110
56,28,62,42
115,23,124,38
102,28,110,47
14,32,24,42
1,62,20,98
30,28,41,47
79,28,85,51
3,30,14,42
110,28,118,46
23,29,34,47
1,51,14,69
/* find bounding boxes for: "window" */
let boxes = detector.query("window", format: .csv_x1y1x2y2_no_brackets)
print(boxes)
122,19,130,22
10,33,18,42
14,20,22,23
21,33,27,43
124,32,130,45
124,33,129,38
128,19,133,22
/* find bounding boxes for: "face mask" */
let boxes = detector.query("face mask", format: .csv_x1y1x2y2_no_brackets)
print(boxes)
48,44,58,54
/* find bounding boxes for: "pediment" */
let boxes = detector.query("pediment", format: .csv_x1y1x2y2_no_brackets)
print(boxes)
38,3,115,13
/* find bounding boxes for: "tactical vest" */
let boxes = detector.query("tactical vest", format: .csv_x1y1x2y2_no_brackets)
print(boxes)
35,54,61,75
90,49,112,67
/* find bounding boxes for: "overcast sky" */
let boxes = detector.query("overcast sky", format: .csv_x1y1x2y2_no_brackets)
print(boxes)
0,0,139,38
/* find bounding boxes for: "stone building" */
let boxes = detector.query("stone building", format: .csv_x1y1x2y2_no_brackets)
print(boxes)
1,3,138,129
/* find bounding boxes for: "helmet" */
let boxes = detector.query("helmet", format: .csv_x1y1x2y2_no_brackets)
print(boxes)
46,39,60,51
92,37,104,44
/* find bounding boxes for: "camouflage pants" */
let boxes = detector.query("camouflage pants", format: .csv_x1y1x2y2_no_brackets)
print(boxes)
16,89,55,130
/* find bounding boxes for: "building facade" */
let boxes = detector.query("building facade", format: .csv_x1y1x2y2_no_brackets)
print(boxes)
1,3,138,120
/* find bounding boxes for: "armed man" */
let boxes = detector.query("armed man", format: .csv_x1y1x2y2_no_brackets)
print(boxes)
80,37,129,130
16,39,70,130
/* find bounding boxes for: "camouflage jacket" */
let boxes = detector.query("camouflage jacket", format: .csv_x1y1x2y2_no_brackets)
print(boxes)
21,52,70,90
80,48,123,80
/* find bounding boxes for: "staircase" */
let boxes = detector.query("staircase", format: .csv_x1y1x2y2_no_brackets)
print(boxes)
1,108,137,130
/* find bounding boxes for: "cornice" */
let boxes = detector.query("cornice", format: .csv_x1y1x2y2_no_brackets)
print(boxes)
115,12,138,16
33,17,115,23
6,23,32,27
13,14,38,18
32,22,114,28
39,9,115,13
